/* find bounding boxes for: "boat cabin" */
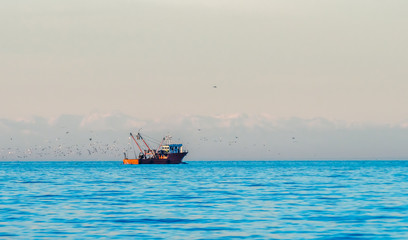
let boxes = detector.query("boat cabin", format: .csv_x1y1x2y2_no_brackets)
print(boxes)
161,144,183,154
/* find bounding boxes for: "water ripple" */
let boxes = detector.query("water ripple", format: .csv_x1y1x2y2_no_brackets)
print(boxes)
1,160,408,239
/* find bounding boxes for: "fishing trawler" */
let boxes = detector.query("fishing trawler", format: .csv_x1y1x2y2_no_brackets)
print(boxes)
123,133,188,164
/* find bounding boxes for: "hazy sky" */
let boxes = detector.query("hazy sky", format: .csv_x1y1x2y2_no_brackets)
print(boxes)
2,0,408,122
1,1,408,160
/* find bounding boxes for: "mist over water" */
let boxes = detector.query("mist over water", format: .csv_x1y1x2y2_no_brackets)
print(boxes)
1,160,408,239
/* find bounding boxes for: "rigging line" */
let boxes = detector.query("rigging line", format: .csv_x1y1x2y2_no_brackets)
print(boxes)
145,138,160,147
142,134,160,141
143,135,161,144
129,136,142,157
143,139,161,148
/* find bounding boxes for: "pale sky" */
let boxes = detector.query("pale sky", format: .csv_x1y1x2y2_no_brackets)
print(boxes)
1,0,408,122
1,1,408,160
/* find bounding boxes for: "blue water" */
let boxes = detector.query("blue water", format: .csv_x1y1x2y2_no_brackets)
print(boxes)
1,161,408,239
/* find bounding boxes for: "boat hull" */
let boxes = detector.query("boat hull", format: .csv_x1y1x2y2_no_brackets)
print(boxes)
123,152,188,164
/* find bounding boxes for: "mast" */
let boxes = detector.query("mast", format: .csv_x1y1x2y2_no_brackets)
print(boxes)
130,133,143,156
138,133,156,158
156,137,165,152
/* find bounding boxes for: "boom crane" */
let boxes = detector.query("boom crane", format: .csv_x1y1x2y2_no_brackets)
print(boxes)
138,133,157,158
156,137,165,152
130,133,144,156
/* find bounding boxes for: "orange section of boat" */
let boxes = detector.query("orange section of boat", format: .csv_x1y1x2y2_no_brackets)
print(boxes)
123,159,139,164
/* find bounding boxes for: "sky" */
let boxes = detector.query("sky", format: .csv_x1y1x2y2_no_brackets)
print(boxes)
1,1,408,160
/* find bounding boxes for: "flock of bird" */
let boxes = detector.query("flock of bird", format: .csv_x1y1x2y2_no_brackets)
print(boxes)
0,137,130,160
1,86,300,160
1,133,298,160
1,115,298,160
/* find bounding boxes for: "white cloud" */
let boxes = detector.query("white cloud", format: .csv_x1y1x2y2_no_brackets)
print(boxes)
1,113,408,161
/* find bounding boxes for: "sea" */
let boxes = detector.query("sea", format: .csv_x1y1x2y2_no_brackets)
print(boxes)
1,160,408,239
